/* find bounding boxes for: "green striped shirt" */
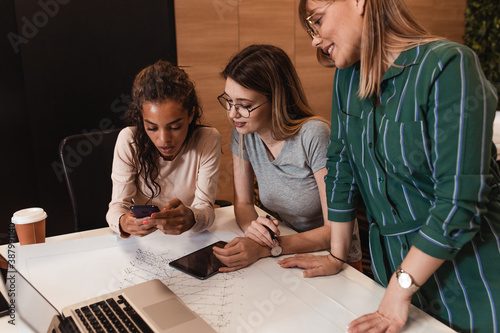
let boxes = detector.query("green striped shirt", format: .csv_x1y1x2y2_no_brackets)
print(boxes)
326,40,499,260
325,40,500,331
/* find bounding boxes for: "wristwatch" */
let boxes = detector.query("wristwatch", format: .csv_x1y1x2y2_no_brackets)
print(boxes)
270,244,282,257
395,266,420,292
263,218,282,257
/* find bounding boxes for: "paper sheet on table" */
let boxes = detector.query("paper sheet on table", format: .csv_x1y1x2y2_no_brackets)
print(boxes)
11,230,355,332
8,206,455,333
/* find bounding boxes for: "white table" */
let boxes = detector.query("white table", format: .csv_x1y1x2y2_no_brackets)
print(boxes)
1,206,455,332
493,110,500,157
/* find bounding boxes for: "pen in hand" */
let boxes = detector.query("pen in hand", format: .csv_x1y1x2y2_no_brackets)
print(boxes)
263,215,282,256
263,215,278,246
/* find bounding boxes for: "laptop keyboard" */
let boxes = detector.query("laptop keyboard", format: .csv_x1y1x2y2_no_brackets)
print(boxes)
74,295,154,333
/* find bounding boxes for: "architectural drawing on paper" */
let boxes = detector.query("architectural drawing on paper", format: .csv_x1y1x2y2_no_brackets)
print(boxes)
120,247,244,332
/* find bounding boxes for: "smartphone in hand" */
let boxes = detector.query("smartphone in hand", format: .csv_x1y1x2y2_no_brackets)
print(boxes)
130,205,160,218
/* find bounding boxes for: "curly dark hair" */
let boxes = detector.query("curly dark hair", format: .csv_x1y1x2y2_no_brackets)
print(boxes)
126,60,203,200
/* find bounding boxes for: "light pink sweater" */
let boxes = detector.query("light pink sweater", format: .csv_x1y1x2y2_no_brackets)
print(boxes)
106,126,221,236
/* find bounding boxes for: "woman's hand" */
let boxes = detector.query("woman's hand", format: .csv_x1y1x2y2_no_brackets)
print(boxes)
278,253,343,277
119,212,157,237
148,198,196,235
245,215,280,248
347,274,411,333
213,237,270,272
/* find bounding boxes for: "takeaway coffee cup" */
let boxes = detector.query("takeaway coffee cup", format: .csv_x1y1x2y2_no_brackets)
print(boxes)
11,207,47,245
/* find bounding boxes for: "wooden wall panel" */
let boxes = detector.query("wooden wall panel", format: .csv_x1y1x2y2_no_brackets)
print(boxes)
175,0,239,202
175,0,466,202
239,0,296,55
294,0,335,121
407,0,466,43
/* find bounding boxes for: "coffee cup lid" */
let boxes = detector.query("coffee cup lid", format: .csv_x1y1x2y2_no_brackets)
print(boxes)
11,208,47,224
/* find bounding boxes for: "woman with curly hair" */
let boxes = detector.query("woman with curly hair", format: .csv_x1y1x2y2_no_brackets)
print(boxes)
106,60,221,238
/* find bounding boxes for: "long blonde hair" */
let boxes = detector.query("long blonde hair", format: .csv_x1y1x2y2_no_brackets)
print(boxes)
299,0,441,98
221,44,327,141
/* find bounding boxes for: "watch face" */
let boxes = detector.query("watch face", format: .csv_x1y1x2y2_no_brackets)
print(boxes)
398,272,412,289
271,246,282,257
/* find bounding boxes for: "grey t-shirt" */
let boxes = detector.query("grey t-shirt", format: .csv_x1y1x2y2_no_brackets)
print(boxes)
231,119,362,262
230,119,329,232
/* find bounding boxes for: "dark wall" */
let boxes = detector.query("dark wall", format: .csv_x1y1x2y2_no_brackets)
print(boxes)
0,0,176,244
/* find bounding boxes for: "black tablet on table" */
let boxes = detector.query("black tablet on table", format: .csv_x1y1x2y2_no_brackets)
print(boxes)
169,241,227,280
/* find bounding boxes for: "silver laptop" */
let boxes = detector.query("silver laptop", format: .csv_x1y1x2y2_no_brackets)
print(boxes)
10,268,215,333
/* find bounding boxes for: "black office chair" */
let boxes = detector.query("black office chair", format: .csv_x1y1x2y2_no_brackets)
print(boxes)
60,128,231,231
59,128,122,231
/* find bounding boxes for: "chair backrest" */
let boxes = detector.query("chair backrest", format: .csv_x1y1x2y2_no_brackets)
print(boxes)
59,128,122,231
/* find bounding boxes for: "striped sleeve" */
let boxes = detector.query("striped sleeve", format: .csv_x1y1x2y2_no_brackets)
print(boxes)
412,44,499,260
325,68,360,222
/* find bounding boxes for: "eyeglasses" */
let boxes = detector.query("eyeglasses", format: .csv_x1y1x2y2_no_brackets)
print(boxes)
217,93,269,118
305,3,332,39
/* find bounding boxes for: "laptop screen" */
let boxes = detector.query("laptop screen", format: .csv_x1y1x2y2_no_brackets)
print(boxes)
7,267,61,333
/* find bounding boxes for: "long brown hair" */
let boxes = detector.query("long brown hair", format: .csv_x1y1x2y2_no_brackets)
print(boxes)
126,60,203,200
221,44,326,141
299,0,441,98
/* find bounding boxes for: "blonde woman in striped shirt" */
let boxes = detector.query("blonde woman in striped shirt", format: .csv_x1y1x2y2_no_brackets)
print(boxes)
279,0,500,332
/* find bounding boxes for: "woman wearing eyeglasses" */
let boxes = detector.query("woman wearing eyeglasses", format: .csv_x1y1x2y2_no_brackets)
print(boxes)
212,44,362,272
278,0,500,332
